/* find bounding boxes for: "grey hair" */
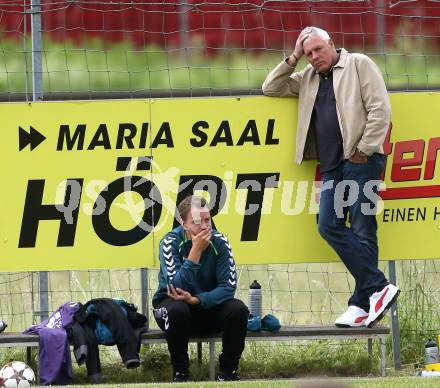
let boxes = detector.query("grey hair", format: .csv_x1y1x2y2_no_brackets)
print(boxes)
306,27,330,42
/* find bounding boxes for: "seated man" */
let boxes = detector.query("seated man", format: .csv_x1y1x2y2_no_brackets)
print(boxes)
152,195,249,382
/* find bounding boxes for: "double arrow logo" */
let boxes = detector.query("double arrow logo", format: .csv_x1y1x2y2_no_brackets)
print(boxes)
19,126,46,151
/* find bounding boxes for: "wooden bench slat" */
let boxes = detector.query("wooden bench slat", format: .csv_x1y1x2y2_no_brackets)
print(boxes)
0,325,390,345
0,333,39,344
140,326,389,341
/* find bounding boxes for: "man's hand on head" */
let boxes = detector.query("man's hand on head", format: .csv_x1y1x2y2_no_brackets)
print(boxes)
167,285,200,305
288,26,313,66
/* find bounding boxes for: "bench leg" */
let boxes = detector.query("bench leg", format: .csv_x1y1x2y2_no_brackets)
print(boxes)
209,341,216,380
197,342,202,365
380,336,386,377
367,338,373,356
26,346,32,365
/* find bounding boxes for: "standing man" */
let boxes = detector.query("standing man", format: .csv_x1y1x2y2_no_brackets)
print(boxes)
262,27,399,328
152,195,248,382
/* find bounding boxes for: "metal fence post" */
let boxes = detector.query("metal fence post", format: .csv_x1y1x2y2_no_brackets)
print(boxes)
38,271,49,321
31,0,43,101
141,268,149,329
31,0,48,320
388,260,402,370
376,0,385,53
179,1,190,56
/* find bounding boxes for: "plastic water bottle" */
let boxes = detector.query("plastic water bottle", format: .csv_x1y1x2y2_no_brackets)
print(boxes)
425,339,439,364
248,280,262,317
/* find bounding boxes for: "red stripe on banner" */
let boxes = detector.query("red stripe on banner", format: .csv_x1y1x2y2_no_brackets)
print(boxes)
380,185,440,200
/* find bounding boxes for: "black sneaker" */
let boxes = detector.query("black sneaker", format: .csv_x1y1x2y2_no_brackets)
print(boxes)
172,370,188,383
217,369,240,381
125,358,140,369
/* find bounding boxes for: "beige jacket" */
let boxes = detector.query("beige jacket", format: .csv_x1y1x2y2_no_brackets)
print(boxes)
262,49,391,164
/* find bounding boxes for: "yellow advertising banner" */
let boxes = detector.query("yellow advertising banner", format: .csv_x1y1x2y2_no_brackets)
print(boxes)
0,93,439,271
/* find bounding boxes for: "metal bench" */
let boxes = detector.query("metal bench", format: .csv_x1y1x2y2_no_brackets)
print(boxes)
0,325,390,380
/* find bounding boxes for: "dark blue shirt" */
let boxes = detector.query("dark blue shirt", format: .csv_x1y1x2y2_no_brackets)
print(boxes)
311,70,344,173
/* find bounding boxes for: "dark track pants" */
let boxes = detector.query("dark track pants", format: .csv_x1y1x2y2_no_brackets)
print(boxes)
153,298,249,373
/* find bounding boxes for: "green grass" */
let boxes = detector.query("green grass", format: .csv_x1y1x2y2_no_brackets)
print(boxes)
25,376,440,387
0,36,439,94
0,338,416,384
0,341,378,384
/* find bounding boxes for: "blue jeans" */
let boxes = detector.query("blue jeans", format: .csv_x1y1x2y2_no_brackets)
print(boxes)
318,153,388,311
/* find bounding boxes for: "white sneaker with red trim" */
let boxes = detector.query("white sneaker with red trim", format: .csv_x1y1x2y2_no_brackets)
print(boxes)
365,284,400,328
334,306,369,327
